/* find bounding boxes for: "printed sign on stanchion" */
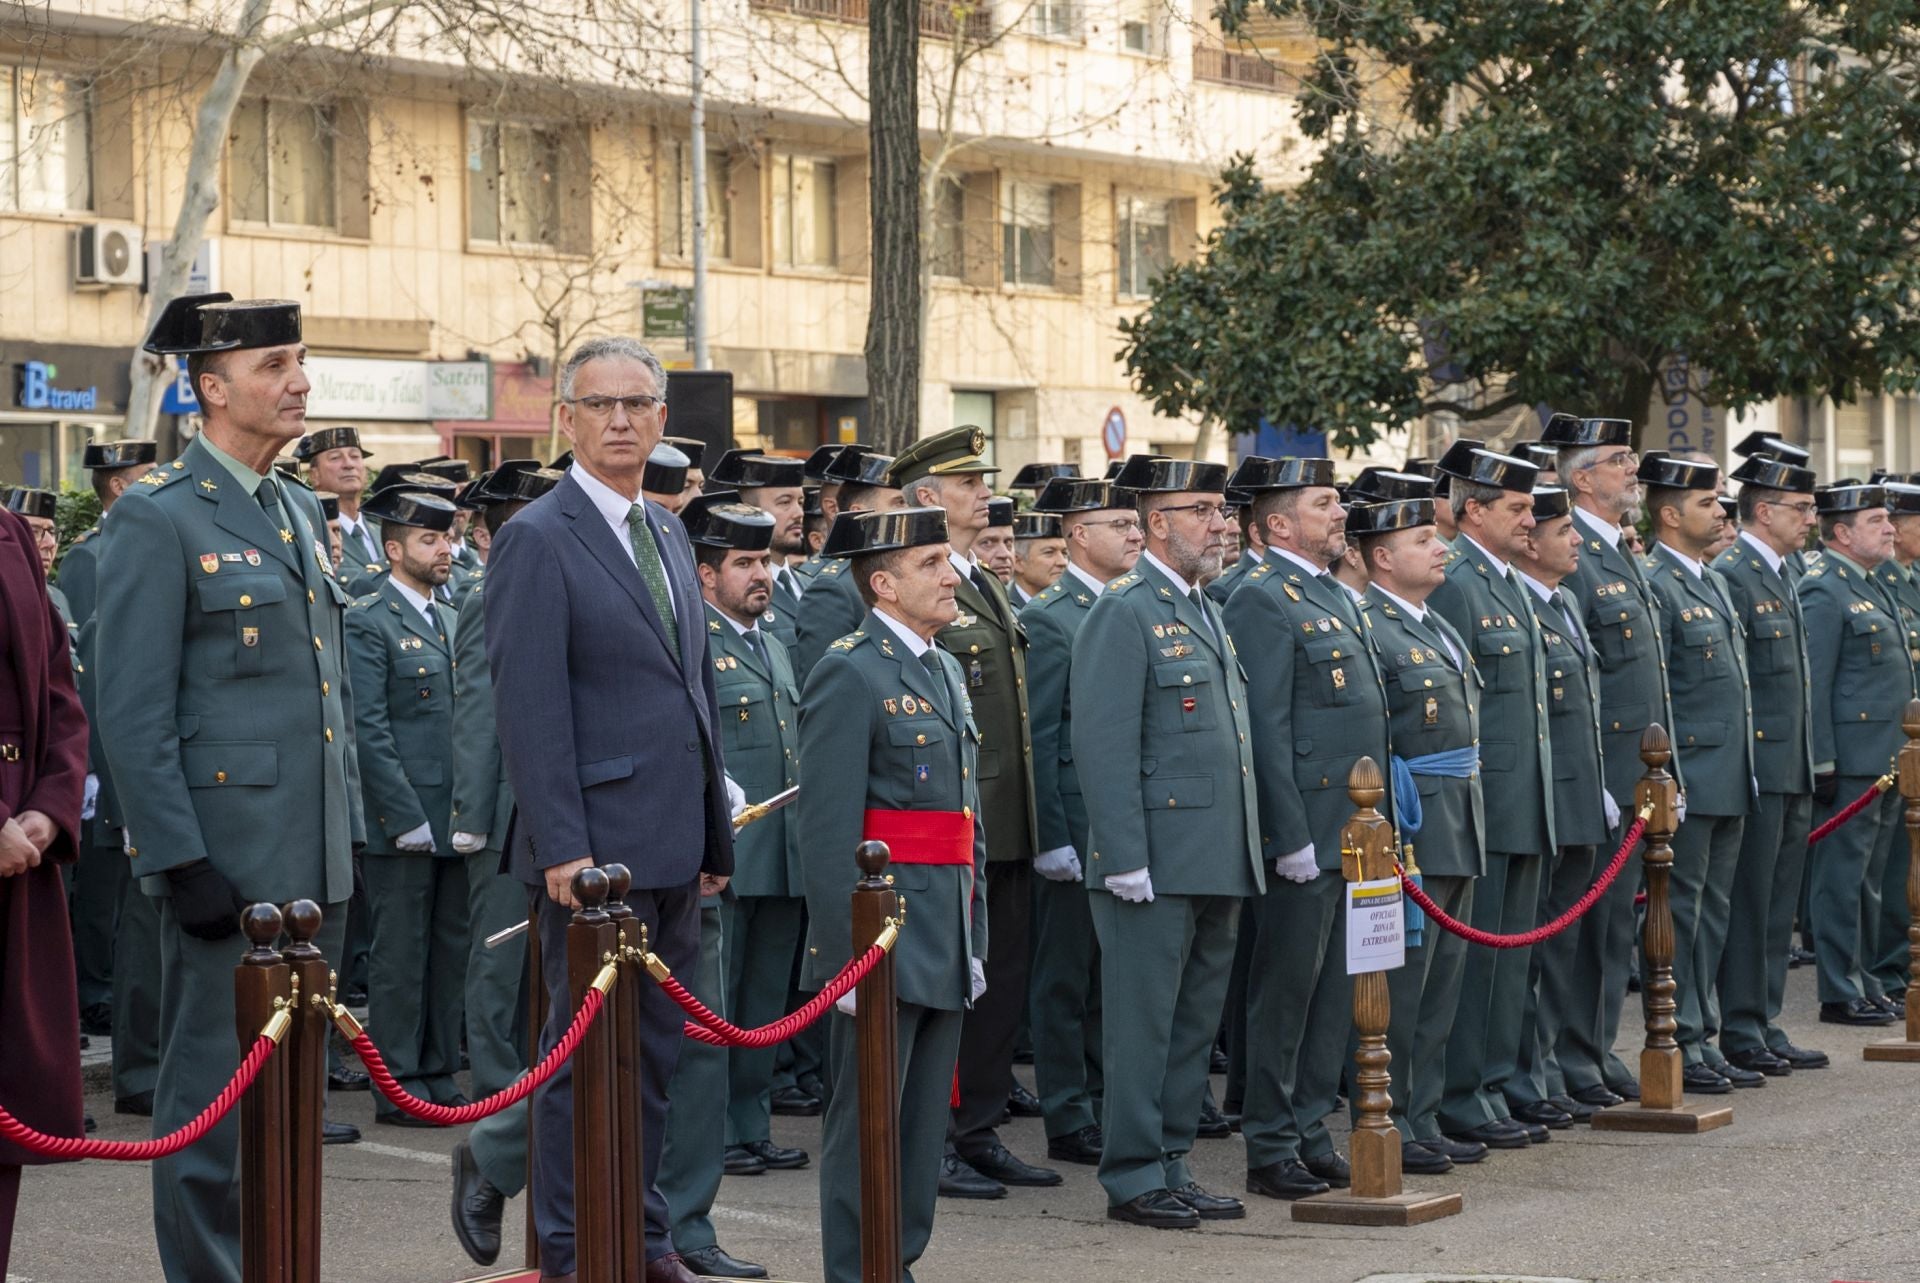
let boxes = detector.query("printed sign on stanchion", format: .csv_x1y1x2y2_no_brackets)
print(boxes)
1347,878,1406,974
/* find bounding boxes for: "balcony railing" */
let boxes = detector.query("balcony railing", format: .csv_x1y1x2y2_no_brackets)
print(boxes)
748,0,994,44
1193,44,1301,94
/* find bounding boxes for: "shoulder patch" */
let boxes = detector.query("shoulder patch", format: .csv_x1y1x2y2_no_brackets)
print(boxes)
821,560,847,578
135,468,176,488
827,629,871,653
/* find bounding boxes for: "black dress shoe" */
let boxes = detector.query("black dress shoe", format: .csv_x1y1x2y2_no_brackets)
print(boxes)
797,1072,827,1100
1047,1124,1103,1165
1401,1141,1452,1175
114,1091,155,1117
1194,1099,1232,1139
1788,944,1815,968
1420,1135,1486,1164
1302,1150,1350,1188
1512,1119,1551,1144
962,1141,1062,1187
1511,1100,1574,1130
450,1140,504,1266
377,1110,444,1129
679,1245,769,1279
329,1066,371,1091
1007,1083,1044,1117
1209,1046,1230,1074
1725,1048,1792,1077
1445,1121,1528,1150
769,1085,823,1116
1772,1041,1830,1069
938,1149,1006,1199
83,1112,96,1133
1715,1061,1766,1088
1171,1180,1244,1219
342,985,368,1006
1568,1084,1625,1108
1821,998,1898,1026
1610,1078,1641,1101
722,1144,768,1176
323,1119,361,1144
79,1002,113,1036
1873,992,1906,1016
740,1138,809,1170
1681,1063,1732,1094
1245,1159,1331,1200
1547,1093,1595,1123
1107,1188,1200,1229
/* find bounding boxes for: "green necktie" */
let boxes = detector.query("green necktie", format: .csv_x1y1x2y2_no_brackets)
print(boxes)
627,503,680,658
919,650,951,720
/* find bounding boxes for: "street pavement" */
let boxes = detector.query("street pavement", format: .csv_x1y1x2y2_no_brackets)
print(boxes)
10,965,1920,1283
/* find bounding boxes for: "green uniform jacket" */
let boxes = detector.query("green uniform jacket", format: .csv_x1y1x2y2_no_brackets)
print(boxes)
1565,510,1680,787
1072,558,1263,896
449,564,486,612
1714,538,1813,795
765,570,802,654
96,441,362,903
345,580,459,854
1224,549,1392,868
793,556,866,682
1363,586,1484,877
1874,560,1920,672
1021,570,1099,854
1643,544,1753,817
706,604,801,898
1803,551,1919,776
796,612,987,1010
938,562,1036,863
72,516,123,844
1530,582,1609,847
1204,549,1260,606
1430,538,1556,853
450,582,512,844
57,525,102,625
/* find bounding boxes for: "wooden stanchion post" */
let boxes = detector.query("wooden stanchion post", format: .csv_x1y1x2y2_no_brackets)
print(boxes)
524,889,545,1272
1867,700,1920,1062
278,900,327,1283
568,867,620,1283
1592,724,1732,1133
599,864,647,1277
851,841,903,1283
236,903,292,1283
1294,757,1462,1227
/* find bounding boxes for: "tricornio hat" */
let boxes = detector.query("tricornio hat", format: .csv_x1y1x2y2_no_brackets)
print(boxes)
1347,497,1434,537
362,488,457,533
986,497,1014,527
1347,468,1435,505
1014,511,1062,540
1111,454,1229,495
1730,456,1815,495
643,443,691,496
3,487,57,521
1636,455,1719,491
143,293,302,355
1815,482,1885,515
1438,445,1538,494
1033,477,1117,514
1732,431,1811,467
710,449,806,490
1532,486,1574,521
823,507,951,557
682,493,776,550
1538,414,1632,449
1009,462,1080,491
1224,456,1336,494
83,440,159,471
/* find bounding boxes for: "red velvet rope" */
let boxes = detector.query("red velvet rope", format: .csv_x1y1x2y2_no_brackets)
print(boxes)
0,1034,278,1161
1398,815,1648,950
348,987,604,1125
1808,777,1892,845
665,941,889,1048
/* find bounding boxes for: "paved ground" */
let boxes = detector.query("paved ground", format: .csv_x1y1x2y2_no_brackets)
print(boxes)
12,966,1920,1283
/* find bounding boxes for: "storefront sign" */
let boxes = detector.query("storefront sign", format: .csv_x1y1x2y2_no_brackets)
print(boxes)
0,344,131,415
642,288,693,341
16,361,100,411
161,357,492,421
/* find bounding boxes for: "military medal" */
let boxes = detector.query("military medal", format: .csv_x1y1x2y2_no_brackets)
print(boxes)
1182,696,1196,712
883,698,899,715
1424,695,1438,725
200,554,219,574
902,695,919,715
245,549,262,566
241,627,259,648
968,660,984,689
1331,667,1347,690
915,765,930,782
220,552,242,563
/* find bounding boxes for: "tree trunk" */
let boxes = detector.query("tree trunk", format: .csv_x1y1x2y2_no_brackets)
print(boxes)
865,0,920,456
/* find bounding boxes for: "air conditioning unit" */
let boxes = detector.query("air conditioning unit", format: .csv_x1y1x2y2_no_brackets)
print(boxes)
72,222,142,290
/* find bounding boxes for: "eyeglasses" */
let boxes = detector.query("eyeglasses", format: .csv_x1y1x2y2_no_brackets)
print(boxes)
1080,517,1142,534
564,394,662,419
1771,501,1817,517
1595,450,1638,471
1156,501,1228,522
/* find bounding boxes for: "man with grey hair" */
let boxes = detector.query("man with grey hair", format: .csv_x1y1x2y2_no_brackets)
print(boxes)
1540,414,1676,1109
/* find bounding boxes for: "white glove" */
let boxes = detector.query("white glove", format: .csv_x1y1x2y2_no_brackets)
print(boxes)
1034,845,1082,883
1674,792,1688,825
451,831,488,854
82,773,99,821
835,990,857,1016
1602,789,1621,830
394,822,436,852
1274,844,1318,883
1104,867,1154,903
724,774,748,821
121,830,134,856
969,957,988,1002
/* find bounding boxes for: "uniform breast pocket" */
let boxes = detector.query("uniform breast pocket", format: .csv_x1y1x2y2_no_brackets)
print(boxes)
1394,663,1455,733
1302,634,1360,707
1849,611,1892,664
942,625,995,694
1746,620,1796,676
886,718,949,801
193,575,288,679
1471,626,1529,692
1675,619,1727,679
391,652,449,706
1153,659,1217,730
720,683,775,751
1590,601,1649,668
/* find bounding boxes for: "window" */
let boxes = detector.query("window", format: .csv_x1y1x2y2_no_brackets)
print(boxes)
661,139,732,261
929,174,966,278
230,99,334,228
771,154,837,269
0,67,91,213
1120,0,1161,55
1001,181,1055,288
468,117,562,245
1118,195,1172,297
1028,0,1079,39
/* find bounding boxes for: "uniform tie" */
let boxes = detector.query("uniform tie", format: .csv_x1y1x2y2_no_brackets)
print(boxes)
1189,586,1223,649
627,503,680,659
919,650,951,720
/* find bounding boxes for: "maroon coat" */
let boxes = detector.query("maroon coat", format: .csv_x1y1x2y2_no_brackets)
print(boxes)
0,506,87,1165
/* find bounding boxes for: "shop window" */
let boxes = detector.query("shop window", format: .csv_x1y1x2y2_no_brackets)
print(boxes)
0,66,92,213
231,98,336,229
771,154,838,270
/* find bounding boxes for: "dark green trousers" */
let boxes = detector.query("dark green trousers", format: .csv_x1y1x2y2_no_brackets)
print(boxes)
1721,792,1811,1056
1406,875,1473,1141
661,902,726,1253
1559,733,1650,1095
1811,783,1901,1004
110,872,162,1101
1871,814,1915,997
70,838,126,1008
723,895,804,1145
1669,813,1745,1066
1240,873,1349,1168
1090,891,1240,1203
464,849,529,1097
152,899,347,1283
364,855,470,1115
1511,845,1596,1110
1027,873,1101,1141
1439,851,1543,1131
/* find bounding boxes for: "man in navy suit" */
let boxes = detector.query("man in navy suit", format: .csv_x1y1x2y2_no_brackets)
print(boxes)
485,335,735,1283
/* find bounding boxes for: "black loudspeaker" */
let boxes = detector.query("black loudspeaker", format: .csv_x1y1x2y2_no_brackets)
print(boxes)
666,370,734,464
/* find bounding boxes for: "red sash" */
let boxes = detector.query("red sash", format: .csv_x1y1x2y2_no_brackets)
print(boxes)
861,809,975,865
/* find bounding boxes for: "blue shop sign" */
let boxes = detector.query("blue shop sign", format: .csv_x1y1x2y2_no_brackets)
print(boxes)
161,359,199,415
16,360,100,411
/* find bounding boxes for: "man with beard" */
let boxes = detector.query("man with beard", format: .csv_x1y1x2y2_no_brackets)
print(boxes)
1224,456,1396,1199
709,449,809,654
345,486,470,1125
1075,454,1260,1229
